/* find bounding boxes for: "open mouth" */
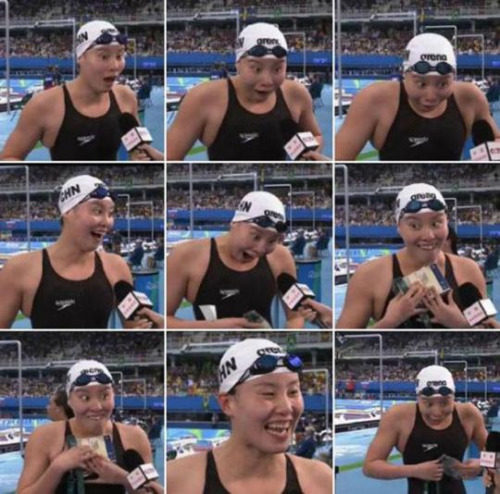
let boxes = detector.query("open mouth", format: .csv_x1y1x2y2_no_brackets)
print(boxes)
265,422,291,438
91,232,105,241
104,76,115,84
242,251,256,261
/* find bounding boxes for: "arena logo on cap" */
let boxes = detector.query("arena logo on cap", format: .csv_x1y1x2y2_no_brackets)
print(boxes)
420,54,448,62
410,193,436,200
264,209,284,221
256,346,283,356
219,357,237,380
427,380,447,387
256,38,279,45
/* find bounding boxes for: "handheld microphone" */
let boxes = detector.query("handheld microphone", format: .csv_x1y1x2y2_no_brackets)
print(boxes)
457,282,497,327
480,431,500,469
124,449,159,490
114,280,154,321
119,112,153,156
280,119,319,160
277,273,328,328
470,120,500,161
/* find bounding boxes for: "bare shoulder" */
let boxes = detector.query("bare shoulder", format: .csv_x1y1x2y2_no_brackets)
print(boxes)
353,254,391,279
356,80,398,104
281,79,310,99
167,452,206,494
185,78,226,104
384,402,414,419
28,85,64,110
456,401,483,419
453,81,485,100
1,250,41,278
28,420,64,448
268,243,293,264
112,83,136,102
288,455,332,494
114,421,149,443
169,238,210,259
447,253,484,281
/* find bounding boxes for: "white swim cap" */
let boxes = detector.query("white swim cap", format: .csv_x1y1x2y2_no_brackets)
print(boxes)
395,183,447,223
218,338,301,393
416,365,455,395
76,20,125,58
58,175,114,215
403,33,456,75
66,359,114,396
236,23,288,62
232,191,286,232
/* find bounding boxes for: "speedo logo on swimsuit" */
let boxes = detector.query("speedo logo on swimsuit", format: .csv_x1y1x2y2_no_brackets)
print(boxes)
240,133,259,144
420,54,447,62
77,135,96,146
55,299,76,311
219,289,240,300
409,137,429,148
422,443,438,452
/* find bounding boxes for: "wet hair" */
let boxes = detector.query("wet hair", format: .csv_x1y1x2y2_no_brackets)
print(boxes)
52,386,74,419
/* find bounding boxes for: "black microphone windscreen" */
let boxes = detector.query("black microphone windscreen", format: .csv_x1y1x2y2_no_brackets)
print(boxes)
279,119,301,142
457,282,482,310
486,431,500,453
119,112,140,135
277,272,298,294
114,280,135,303
123,449,145,472
472,120,495,146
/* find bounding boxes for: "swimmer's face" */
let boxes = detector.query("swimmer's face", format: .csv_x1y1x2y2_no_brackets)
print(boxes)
220,373,303,454
231,222,283,262
79,45,126,91
417,393,455,426
398,211,448,262
65,199,115,251
237,57,287,97
68,384,114,426
404,73,454,113
46,395,67,422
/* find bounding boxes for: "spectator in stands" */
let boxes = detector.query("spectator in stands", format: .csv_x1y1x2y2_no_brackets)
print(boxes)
296,425,317,459
129,238,145,269
1,20,163,162
167,338,332,493
47,386,74,421
17,359,164,493
337,183,487,328
336,33,500,160
363,365,486,492
167,22,324,161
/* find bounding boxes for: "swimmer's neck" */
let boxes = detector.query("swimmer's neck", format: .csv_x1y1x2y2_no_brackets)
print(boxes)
69,77,110,102
397,248,445,272
215,438,285,477
69,417,112,437
49,235,98,264
232,76,276,105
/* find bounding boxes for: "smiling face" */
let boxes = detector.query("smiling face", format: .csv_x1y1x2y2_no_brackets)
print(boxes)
63,198,114,251
220,372,303,454
68,384,114,430
230,222,283,263
398,211,448,264
79,45,126,92
236,56,287,100
404,73,454,113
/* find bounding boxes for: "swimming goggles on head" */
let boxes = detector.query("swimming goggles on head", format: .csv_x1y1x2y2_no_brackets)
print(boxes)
408,61,454,75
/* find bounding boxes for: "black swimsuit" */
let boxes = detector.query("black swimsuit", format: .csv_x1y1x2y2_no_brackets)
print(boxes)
203,451,304,494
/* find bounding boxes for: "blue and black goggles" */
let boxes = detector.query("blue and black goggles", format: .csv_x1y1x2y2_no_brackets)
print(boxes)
93,32,128,48
244,215,287,233
419,385,454,397
408,61,454,75
244,45,287,59
72,372,113,389
234,354,303,389
401,198,447,216
84,184,117,203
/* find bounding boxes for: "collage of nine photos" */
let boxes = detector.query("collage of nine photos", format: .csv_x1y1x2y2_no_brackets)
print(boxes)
0,0,497,493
